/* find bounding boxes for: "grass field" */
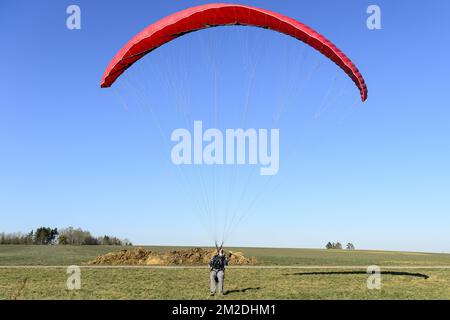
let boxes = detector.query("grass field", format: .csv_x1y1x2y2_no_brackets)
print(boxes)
1,245,449,300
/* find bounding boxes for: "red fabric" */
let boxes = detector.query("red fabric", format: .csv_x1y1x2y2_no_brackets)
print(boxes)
101,3,368,101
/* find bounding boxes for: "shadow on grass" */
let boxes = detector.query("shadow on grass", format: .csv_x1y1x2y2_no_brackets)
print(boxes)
225,287,262,294
282,271,429,279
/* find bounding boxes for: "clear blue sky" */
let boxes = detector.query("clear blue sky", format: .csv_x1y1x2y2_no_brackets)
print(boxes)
1,0,449,252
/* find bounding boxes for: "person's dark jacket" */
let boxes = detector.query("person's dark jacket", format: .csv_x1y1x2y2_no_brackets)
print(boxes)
209,255,228,271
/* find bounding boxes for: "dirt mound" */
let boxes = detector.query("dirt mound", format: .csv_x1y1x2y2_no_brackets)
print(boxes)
87,247,152,265
87,247,257,266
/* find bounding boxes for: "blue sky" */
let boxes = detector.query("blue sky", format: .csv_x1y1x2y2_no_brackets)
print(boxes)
0,0,449,252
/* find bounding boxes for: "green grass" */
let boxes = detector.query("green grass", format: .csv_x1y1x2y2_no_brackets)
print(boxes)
1,267,449,300
1,245,449,266
0,245,449,299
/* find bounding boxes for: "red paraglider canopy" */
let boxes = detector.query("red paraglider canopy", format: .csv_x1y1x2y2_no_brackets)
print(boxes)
101,3,368,101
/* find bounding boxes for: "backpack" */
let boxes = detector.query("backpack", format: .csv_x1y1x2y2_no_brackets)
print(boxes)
211,255,224,270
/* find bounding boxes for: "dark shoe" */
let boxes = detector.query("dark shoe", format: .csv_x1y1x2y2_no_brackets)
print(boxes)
210,292,215,296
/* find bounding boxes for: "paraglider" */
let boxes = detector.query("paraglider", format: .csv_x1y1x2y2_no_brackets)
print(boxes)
100,2,369,251
100,3,368,101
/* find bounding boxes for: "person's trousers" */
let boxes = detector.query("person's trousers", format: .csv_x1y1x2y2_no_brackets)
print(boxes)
210,269,224,294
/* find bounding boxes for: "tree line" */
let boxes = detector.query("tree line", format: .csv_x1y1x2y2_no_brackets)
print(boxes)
325,242,355,250
0,227,132,246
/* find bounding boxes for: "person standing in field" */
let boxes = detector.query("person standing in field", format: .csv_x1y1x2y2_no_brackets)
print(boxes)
209,248,228,295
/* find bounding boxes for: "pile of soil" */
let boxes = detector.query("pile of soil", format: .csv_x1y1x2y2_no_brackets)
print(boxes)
87,247,152,265
87,247,257,266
